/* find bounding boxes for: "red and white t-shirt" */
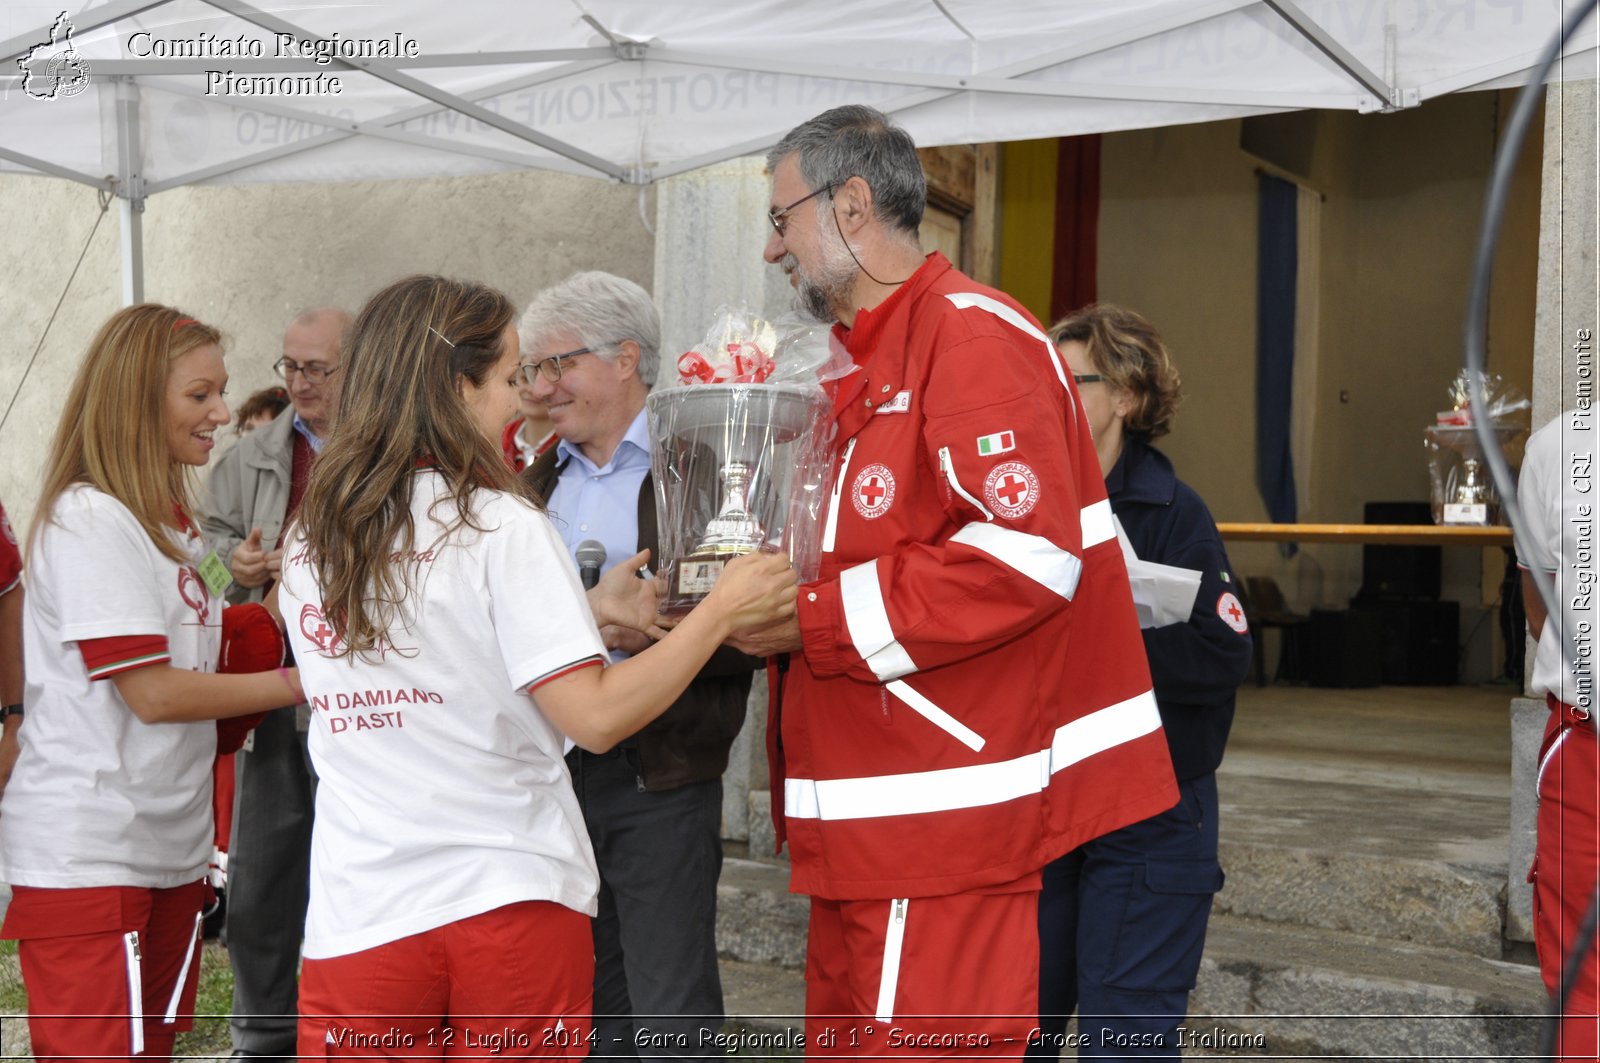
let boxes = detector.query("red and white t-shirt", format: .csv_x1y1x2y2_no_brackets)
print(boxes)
278,472,608,959
0,485,221,888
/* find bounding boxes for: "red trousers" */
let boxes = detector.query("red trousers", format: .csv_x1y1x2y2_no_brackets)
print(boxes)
1535,696,1600,1062
297,899,594,1058
2,881,207,1063
804,883,1040,1058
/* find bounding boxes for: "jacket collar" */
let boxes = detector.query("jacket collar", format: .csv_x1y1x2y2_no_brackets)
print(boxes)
1106,438,1177,508
831,251,952,440
240,406,297,476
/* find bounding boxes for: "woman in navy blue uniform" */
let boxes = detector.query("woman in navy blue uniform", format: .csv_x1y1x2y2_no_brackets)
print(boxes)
1029,305,1253,1059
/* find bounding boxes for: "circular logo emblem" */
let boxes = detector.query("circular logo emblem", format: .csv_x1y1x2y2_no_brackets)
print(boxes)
46,52,91,99
983,462,1040,519
1217,591,1249,634
300,603,344,656
851,464,896,520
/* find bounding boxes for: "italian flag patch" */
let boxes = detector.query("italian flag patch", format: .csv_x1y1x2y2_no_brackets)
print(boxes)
976,430,1015,456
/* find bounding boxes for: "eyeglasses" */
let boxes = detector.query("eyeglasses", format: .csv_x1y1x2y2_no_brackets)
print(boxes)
274,357,340,383
768,184,838,236
1072,373,1104,385
520,347,598,385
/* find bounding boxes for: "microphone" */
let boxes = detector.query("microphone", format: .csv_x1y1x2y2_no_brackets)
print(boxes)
576,540,606,590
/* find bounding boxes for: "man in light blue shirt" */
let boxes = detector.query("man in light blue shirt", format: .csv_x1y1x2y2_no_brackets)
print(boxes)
521,272,756,1061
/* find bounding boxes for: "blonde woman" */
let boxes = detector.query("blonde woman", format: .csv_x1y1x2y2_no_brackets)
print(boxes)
0,305,299,1062
279,275,795,1054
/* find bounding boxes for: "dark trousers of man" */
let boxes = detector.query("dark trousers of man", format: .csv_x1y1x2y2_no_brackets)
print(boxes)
1028,774,1224,1061
227,706,316,1059
568,746,727,1062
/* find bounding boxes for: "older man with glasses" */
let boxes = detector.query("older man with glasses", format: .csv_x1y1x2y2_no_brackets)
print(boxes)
519,271,760,1062
201,306,350,1063
729,105,1178,1057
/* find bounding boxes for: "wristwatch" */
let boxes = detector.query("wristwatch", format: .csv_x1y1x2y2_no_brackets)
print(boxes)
1,704,22,721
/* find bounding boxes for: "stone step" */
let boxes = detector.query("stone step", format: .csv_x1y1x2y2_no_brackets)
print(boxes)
1192,913,1545,1060
718,914,1548,1060
717,856,807,969
1215,748,1511,958
750,780,1510,962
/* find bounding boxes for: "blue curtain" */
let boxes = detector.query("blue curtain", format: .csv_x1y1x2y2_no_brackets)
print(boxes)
1256,173,1298,545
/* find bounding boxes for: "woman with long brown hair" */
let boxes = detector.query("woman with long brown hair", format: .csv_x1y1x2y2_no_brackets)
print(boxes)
279,275,795,1054
0,304,300,1062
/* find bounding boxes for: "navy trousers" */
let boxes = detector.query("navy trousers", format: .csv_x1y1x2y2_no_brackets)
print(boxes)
1029,773,1224,1061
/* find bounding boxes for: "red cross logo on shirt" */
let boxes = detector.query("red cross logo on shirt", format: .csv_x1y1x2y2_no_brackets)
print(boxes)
300,603,345,656
851,463,897,520
983,461,1041,519
177,565,211,625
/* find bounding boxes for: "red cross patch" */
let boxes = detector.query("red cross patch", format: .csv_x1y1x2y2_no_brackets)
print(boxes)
983,461,1040,519
1217,591,1249,634
300,603,346,656
851,463,896,520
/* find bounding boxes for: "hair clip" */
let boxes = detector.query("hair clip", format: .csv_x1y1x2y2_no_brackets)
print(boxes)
427,326,455,348
172,317,198,331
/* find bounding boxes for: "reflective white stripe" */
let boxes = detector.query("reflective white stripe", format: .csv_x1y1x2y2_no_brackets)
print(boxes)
1538,726,1574,794
887,678,985,751
1049,691,1162,775
124,931,145,1055
938,446,993,521
950,522,1081,601
945,291,1070,391
841,561,917,682
821,437,857,555
1082,499,1115,548
784,689,1159,821
876,899,909,1022
163,912,204,1023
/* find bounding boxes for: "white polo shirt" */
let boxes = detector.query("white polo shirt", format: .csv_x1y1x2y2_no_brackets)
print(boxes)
1520,410,1599,710
0,485,221,888
278,472,608,959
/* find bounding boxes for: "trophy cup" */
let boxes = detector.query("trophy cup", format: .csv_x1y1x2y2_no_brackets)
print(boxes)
647,381,832,616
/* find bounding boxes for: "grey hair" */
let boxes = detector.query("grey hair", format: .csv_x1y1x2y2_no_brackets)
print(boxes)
767,104,926,237
518,271,660,387
290,306,354,349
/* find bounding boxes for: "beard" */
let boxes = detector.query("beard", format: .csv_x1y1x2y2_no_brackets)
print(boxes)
786,213,860,324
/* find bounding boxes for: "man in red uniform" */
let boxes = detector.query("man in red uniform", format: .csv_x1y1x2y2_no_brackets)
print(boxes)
729,105,1179,1055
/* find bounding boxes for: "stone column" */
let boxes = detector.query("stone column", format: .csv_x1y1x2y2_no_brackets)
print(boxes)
652,155,795,361
652,155,795,845
1509,78,1599,944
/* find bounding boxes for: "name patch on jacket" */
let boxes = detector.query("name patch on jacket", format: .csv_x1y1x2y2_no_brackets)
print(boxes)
874,390,913,415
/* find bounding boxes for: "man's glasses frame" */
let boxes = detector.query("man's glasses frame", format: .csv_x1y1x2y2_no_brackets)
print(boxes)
274,357,339,383
519,346,607,386
768,184,838,237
